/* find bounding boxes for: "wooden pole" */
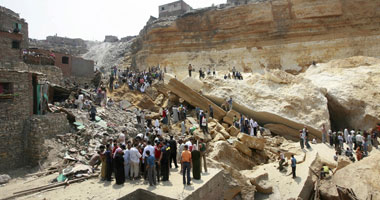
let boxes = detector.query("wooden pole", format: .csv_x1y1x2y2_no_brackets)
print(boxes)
2,174,99,200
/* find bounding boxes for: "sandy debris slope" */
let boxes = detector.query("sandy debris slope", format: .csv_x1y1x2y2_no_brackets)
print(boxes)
83,40,134,72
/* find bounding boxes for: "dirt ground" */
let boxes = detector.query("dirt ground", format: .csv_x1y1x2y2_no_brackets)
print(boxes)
0,168,220,200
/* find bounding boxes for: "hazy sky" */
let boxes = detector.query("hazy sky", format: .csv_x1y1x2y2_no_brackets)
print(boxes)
1,0,226,41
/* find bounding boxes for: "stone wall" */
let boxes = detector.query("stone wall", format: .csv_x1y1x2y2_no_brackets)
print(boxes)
0,71,33,172
28,64,64,85
184,170,224,200
27,113,70,166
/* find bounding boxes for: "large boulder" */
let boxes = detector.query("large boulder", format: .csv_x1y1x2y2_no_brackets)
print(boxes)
319,153,380,200
249,173,273,194
213,133,225,142
237,133,266,150
335,156,352,172
209,141,255,170
0,174,11,184
227,126,240,137
233,141,252,157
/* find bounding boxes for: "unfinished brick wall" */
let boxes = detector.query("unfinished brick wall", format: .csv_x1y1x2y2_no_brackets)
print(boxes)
0,70,70,172
28,64,64,85
26,113,70,166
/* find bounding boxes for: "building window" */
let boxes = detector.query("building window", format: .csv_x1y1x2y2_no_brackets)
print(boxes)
161,7,165,11
0,83,14,99
12,40,20,49
14,23,21,33
62,56,69,64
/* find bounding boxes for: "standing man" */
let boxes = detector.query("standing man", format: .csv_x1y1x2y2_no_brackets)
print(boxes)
228,97,233,111
209,105,214,119
199,139,207,173
105,144,113,181
321,124,327,143
181,145,192,186
169,136,178,169
191,145,201,180
199,139,208,173
122,144,131,180
291,155,297,178
154,140,162,182
160,142,170,181
146,150,156,186
188,64,193,77
129,143,141,180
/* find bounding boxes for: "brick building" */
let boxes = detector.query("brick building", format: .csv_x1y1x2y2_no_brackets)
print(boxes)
27,48,94,83
0,6,71,172
0,6,28,65
159,0,192,18
0,70,70,172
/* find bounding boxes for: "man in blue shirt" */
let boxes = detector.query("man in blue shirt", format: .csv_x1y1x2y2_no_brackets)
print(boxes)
291,155,297,178
146,150,156,186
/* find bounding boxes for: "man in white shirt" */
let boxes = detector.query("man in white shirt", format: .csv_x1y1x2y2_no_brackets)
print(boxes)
155,119,160,128
123,144,131,179
129,144,141,179
143,141,155,162
118,132,126,145
249,118,254,136
253,121,259,136
78,94,84,110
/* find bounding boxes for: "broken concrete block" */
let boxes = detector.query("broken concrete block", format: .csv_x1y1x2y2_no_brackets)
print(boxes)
227,126,240,137
233,141,252,157
237,133,265,150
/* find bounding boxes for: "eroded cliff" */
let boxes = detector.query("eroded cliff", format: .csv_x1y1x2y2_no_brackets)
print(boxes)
132,0,380,74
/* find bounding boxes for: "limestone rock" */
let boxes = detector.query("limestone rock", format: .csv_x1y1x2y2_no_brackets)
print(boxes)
319,153,380,200
223,110,240,126
250,173,273,194
0,174,11,184
303,56,380,130
209,141,255,171
219,129,231,139
335,156,351,172
237,133,265,150
213,133,225,142
154,94,164,105
233,141,252,157
227,126,240,137
165,78,226,121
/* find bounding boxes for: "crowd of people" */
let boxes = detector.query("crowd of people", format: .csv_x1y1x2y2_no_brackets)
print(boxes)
321,125,379,162
109,66,164,93
89,132,208,187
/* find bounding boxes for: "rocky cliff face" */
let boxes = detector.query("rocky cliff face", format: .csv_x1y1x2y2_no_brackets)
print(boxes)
132,0,380,73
